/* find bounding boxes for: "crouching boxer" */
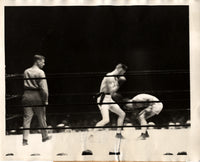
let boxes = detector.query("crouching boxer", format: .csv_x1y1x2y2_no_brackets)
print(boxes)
95,63,127,139
125,94,163,140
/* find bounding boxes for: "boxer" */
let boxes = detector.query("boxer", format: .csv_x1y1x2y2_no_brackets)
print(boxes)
125,94,163,140
95,63,127,139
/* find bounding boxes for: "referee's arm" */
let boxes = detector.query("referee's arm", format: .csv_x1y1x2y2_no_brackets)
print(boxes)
38,71,49,105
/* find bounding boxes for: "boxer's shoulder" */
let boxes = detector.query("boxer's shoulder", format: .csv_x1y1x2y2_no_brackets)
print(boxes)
134,94,158,101
106,72,113,76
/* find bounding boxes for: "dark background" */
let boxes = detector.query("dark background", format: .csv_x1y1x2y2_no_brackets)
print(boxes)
5,6,190,128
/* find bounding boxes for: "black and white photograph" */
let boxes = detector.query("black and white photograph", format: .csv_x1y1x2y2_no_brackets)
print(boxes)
1,0,196,161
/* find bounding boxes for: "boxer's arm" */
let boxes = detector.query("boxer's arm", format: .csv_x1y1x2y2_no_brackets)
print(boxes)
111,76,126,93
133,99,153,109
118,76,126,86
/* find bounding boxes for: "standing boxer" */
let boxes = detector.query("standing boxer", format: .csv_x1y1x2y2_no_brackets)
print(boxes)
96,63,127,138
125,94,163,140
22,55,51,145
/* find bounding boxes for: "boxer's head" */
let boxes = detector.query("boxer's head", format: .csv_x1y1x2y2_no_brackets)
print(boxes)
115,63,128,75
34,54,45,69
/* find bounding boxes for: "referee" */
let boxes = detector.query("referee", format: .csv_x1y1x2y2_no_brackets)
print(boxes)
22,55,51,146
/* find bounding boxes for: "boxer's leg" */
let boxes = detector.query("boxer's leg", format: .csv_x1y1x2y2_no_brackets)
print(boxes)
151,103,163,115
110,104,126,134
137,106,156,139
96,105,110,127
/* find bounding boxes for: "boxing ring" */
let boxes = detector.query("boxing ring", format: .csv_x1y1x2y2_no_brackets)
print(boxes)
4,69,190,161
3,128,189,161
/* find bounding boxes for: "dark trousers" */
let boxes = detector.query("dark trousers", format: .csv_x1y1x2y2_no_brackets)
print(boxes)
22,90,48,140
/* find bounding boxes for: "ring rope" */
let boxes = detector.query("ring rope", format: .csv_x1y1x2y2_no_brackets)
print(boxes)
6,89,190,100
51,90,190,96
44,108,191,114
6,123,191,131
6,114,22,120
6,108,190,117
6,69,189,80
6,99,190,108
46,108,190,114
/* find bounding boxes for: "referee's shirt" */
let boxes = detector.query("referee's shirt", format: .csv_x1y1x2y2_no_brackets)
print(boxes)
24,66,48,103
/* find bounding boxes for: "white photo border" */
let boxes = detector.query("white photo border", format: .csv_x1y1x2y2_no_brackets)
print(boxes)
1,0,200,161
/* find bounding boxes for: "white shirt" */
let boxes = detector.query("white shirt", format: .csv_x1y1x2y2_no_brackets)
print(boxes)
24,66,48,102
